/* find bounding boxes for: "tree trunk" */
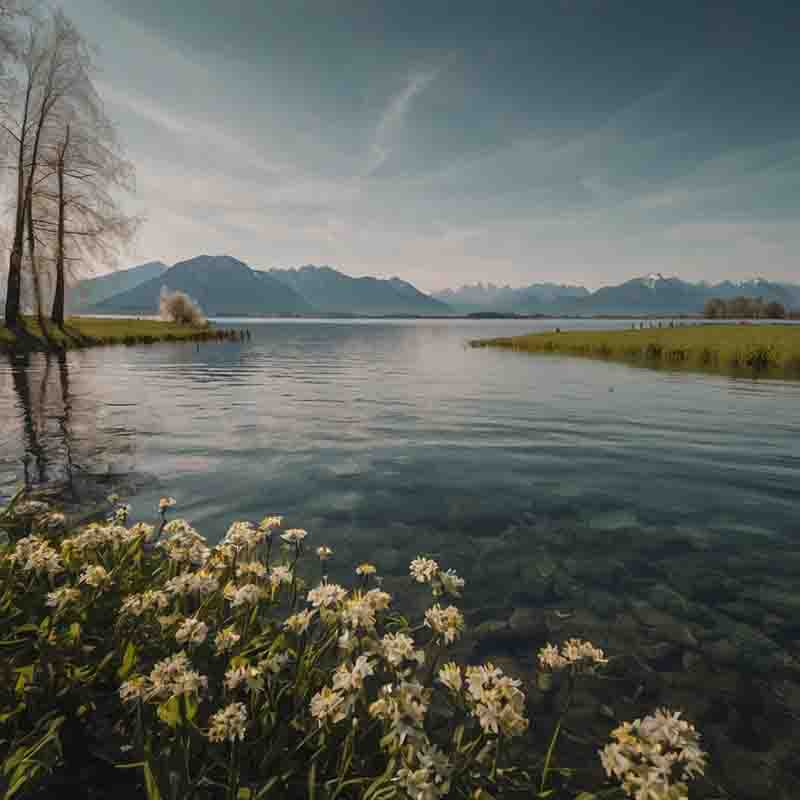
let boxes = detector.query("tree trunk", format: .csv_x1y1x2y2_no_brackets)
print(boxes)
4,79,33,327
4,245,24,325
51,127,69,326
25,188,46,326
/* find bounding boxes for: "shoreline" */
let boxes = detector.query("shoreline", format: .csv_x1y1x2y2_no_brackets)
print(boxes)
0,316,240,353
470,323,800,378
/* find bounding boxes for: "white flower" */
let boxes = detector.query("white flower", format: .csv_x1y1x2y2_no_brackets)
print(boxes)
214,626,241,654
438,569,465,597
159,497,176,511
120,590,169,617
600,709,706,800
381,633,425,668
409,557,439,584
316,545,333,561
341,593,376,631
423,604,464,644
280,528,307,544
464,663,528,738
538,638,607,672
225,664,264,694
437,662,463,693
310,686,348,726
166,571,218,596
237,561,267,579
9,535,63,576
224,521,266,551
365,588,392,611
224,583,263,607
269,565,293,588
332,655,375,692
79,565,112,589
307,581,347,608
146,652,207,701
208,702,247,743
284,609,316,634
176,616,208,645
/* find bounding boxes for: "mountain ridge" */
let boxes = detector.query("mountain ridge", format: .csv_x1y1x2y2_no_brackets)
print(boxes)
65,259,800,318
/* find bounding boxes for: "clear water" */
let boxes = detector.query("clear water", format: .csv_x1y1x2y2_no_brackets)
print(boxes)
2,318,800,797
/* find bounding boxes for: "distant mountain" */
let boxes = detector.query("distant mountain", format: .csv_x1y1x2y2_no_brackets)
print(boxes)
434,282,589,313
93,255,312,316
570,274,800,315
436,274,800,315
67,261,169,312
267,265,450,315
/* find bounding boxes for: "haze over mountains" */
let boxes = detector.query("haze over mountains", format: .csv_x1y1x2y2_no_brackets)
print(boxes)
64,257,800,317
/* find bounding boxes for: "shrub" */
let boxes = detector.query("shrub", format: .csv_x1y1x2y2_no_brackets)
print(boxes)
159,287,207,326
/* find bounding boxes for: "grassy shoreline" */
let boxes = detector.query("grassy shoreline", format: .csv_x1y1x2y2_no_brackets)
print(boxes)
470,323,800,378
0,316,237,353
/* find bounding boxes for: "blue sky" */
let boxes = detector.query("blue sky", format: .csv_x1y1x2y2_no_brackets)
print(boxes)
62,0,800,290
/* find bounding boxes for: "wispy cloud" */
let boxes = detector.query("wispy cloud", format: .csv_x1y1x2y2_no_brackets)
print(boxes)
365,69,439,176
97,80,288,176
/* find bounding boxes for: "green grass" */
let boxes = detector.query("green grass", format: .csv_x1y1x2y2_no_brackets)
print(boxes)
0,316,229,352
471,323,800,378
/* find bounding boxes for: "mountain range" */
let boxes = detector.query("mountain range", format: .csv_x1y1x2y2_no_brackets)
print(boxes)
44,260,800,318
89,256,448,316
435,274,800,315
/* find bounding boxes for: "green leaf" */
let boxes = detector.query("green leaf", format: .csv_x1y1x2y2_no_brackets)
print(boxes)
307,760,317,800
156,697,181,728
117,641,137,680
143,761,162,800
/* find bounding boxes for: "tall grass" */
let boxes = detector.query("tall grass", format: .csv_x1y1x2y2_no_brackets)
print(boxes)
471,324,800,378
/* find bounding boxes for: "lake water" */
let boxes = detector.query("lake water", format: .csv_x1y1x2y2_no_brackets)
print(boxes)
2,317,800,797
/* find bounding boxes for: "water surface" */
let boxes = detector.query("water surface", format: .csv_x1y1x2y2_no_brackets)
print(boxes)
2,318,799,797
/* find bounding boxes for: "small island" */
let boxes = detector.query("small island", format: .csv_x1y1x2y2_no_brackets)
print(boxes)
471,323,800,377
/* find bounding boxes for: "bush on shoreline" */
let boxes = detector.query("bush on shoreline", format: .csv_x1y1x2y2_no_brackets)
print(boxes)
159,288,207,327
0,493,706,799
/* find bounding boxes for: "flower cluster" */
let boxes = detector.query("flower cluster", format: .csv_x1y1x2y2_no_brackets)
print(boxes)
160,520,211,565
394,742,453,800
369,680,431,748
208,702,247,743
223,521,267,552
409,557,465,597
120,590,170,617
538,638,608,672
9,534,63,575
600,708,707,800
463,663,528,737
120,652,208,703
423,604,464,644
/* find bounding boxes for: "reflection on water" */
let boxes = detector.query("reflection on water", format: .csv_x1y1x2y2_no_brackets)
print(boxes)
2,317,800,797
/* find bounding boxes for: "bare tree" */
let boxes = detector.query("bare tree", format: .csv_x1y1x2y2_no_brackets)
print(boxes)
1,7,89,326
35,95,141,325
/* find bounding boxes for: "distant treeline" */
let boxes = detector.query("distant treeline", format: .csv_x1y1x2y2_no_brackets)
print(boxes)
703,296,793,319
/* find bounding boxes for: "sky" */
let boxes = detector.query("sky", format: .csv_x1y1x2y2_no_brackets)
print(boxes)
59,0,800,291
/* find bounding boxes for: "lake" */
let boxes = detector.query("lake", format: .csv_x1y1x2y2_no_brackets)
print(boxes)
2,317,800,797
